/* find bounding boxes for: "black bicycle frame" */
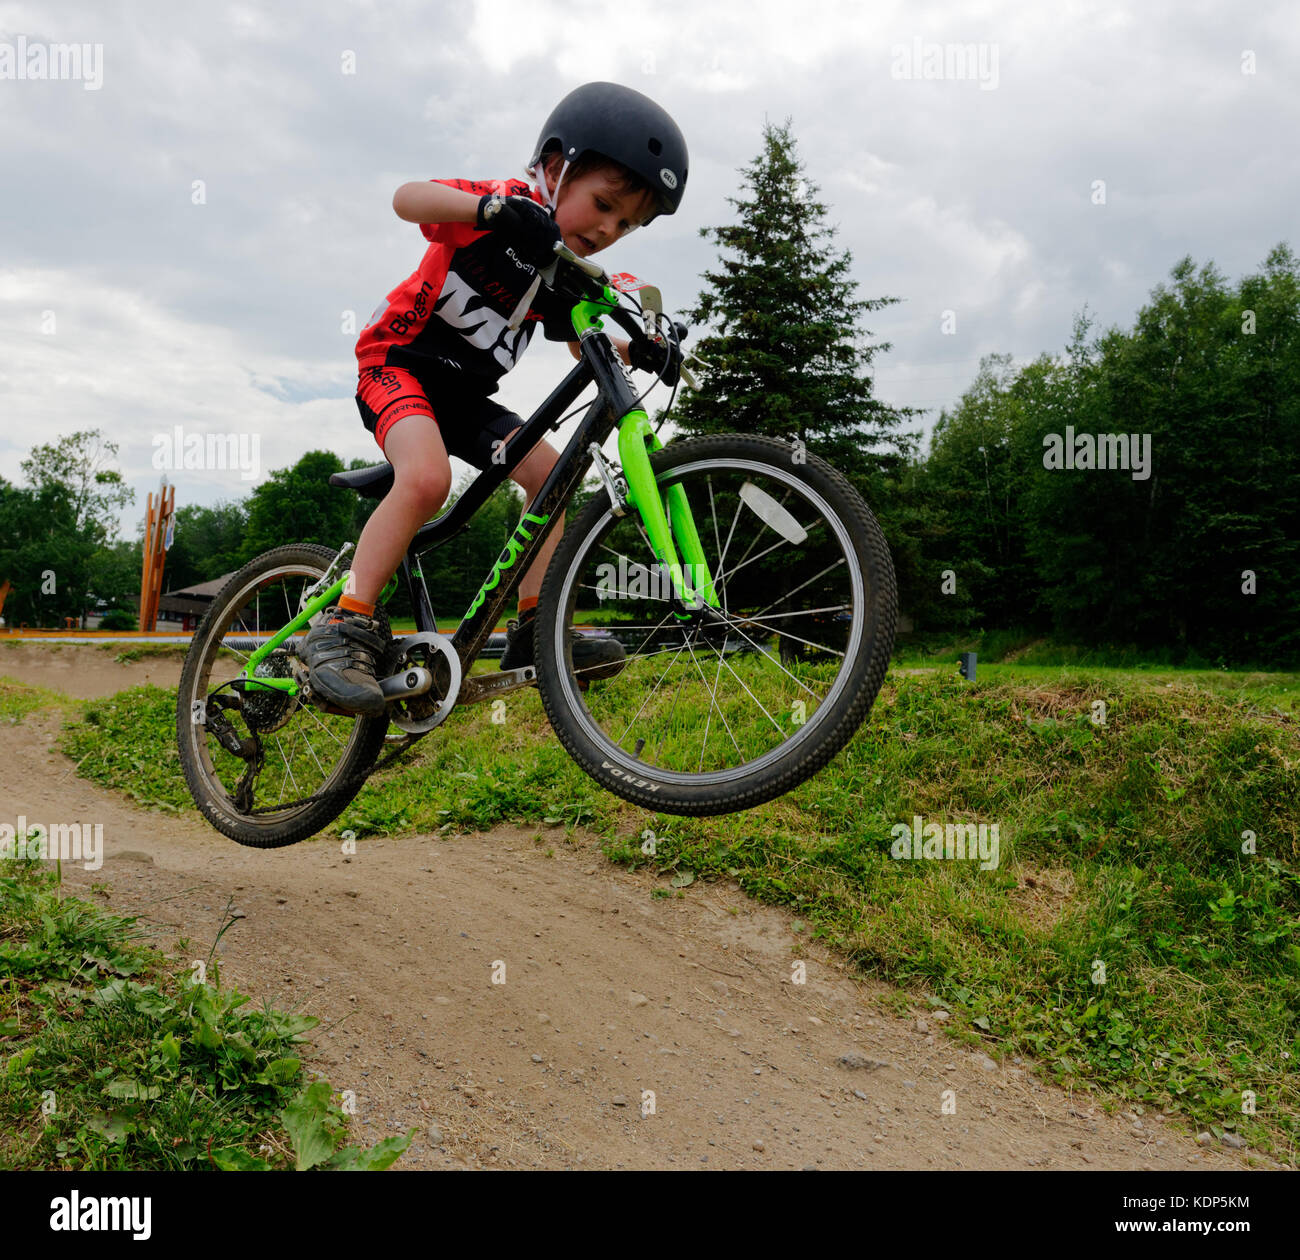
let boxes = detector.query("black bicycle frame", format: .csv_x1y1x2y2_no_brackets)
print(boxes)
394,327,645,671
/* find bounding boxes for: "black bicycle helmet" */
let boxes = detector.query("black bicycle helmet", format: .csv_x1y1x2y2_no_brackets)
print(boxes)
528,81,688,223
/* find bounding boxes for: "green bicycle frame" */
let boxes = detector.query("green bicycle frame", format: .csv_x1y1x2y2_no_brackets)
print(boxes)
234,579,343,695
233,570,400,696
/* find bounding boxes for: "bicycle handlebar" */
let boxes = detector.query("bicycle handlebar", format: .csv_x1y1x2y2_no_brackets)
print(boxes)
507,239,701,385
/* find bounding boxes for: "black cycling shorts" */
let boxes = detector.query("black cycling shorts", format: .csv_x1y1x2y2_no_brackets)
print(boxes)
355,365,523,470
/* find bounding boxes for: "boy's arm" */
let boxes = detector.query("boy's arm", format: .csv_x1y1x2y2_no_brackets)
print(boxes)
392,181,481,225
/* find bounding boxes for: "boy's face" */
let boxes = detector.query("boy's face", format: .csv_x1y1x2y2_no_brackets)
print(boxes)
552,165,654,257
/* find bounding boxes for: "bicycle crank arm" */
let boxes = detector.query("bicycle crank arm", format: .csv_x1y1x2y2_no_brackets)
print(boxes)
380,666,434,700
458,666,537,705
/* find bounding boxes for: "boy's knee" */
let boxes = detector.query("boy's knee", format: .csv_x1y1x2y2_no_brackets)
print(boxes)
401,468,450,512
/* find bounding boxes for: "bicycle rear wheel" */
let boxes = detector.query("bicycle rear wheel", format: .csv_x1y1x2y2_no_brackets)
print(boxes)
535,433,897,815
175,543,391,847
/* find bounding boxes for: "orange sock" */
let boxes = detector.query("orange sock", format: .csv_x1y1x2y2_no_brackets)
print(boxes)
338,593,376,616
518,595,538,616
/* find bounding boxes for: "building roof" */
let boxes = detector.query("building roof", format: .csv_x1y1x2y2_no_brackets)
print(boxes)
163,574,235,599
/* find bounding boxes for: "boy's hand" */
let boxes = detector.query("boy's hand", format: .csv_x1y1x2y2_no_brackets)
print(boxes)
629,332,683,386
476,195,562,269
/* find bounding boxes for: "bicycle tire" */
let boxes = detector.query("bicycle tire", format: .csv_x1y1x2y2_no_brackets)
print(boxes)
535,433,897,815
175,543,391,847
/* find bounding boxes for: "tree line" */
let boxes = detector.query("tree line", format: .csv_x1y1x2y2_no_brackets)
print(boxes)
675,121,1297,668
0,441,534,627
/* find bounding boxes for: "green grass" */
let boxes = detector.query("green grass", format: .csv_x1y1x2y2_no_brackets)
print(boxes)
0,858,413,1170
0,677,68,724
97,643,190,664
31,654,1300,1164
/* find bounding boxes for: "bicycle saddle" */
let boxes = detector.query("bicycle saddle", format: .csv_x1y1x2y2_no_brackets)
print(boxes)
329,463,395,500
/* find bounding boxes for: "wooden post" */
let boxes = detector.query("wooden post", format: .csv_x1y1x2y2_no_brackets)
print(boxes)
137,478,175,632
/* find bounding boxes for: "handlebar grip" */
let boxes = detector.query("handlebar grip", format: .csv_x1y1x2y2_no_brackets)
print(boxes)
552,241,606,280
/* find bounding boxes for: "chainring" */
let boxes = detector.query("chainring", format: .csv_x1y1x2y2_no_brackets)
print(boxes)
381,631,463,734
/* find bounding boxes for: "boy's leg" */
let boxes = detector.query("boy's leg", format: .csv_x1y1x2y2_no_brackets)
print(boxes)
504,431,563,610
347,416,453,604
302,372,452,714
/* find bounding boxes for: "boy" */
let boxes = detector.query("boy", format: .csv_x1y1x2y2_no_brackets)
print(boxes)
303,82,688,716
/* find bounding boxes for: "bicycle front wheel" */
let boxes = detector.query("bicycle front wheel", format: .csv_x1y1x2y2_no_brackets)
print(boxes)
535,433,897,815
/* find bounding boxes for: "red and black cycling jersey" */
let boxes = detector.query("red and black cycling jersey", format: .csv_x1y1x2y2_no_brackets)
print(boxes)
355,177,575,390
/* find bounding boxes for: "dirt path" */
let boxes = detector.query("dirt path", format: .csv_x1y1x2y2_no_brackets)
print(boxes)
0,645,1262,1170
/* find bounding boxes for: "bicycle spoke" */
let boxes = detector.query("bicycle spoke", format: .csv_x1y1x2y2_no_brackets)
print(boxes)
707,475,726,605
727,484,797,576
707,611,825,701
742,603,851,624
297,703,348,748
751,557,847,622
613,635,692,747
711,518,824,592
684,636,744,770
711,644,788,740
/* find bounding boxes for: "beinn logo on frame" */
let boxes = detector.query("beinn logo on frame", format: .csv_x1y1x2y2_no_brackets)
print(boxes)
0,36,103,89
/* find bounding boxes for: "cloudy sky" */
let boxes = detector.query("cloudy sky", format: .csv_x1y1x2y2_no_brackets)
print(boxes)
1,0,1294,542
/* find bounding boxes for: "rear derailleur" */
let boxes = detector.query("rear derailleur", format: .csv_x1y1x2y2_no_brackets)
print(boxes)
202,692,265,813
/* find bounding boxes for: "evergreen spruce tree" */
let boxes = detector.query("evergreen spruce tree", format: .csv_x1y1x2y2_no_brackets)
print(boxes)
674,120,918,487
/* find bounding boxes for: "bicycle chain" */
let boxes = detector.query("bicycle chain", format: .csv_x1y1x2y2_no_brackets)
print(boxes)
239,733,423,816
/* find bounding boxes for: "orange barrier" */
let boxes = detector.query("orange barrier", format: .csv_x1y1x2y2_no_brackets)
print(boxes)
0,629,195,639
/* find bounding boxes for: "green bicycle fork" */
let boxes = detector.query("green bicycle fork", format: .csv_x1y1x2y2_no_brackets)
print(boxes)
617,409,720,618
573,287,721,619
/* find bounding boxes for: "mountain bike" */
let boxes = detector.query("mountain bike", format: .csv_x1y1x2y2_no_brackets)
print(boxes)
175,244,898,847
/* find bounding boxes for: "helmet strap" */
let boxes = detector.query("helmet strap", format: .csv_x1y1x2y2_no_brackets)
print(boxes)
532,154,571,213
